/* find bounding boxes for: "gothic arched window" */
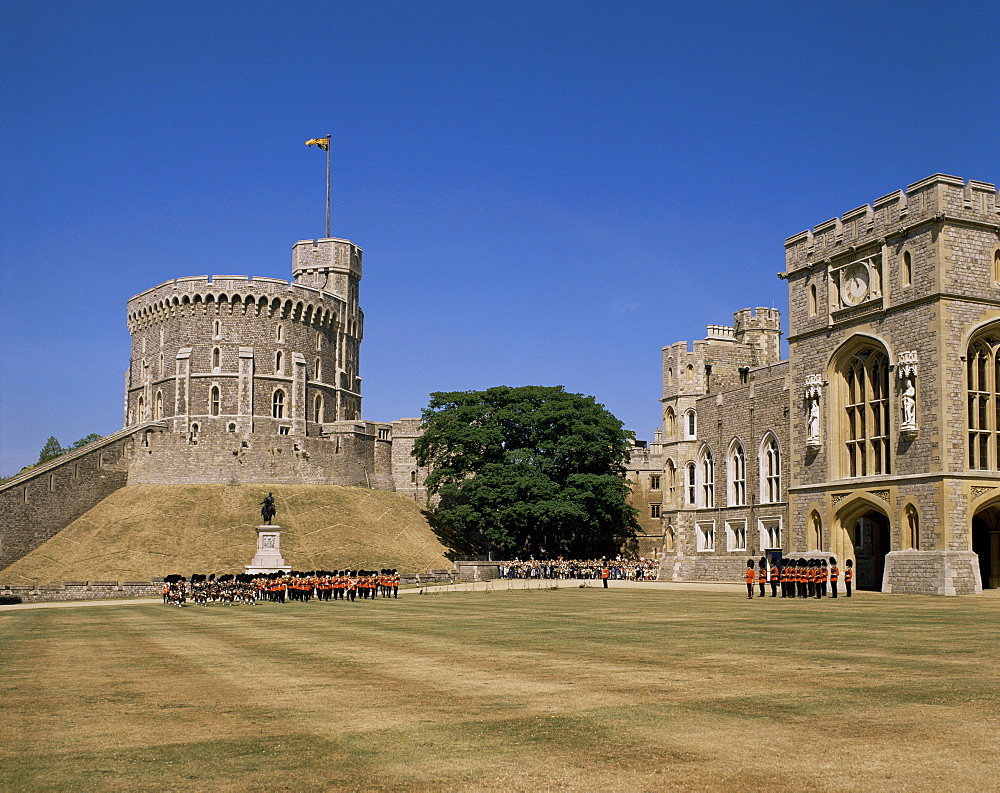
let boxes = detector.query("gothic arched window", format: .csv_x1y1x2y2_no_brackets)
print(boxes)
760,434,781,503
699,446,714,508
967,330,1000,470
728,441,746,506
210,386,221,416
272,389,285,419
842,346,891,476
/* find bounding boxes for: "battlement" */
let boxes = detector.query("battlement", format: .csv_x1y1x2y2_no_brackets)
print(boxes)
291,237,362,280
784,175,998,272
733,307,781,332
127,275,351,330
706,324,735,341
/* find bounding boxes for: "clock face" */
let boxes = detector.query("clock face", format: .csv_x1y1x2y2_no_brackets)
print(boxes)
842,263,870,305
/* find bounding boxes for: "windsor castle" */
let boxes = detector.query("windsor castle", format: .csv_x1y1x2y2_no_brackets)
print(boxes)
3,174,999,595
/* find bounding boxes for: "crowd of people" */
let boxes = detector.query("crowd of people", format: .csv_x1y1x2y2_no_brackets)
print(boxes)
744,557,854,599
161,570,401,607
497,558,659,581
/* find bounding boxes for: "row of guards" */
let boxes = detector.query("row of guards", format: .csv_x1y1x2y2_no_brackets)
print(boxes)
744,557,854,599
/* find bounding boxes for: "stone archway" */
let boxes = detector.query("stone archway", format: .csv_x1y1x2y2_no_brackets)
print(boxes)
834,499,891,591
971,503,1000,589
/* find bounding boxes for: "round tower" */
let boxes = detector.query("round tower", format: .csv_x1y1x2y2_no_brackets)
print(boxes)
124,238,363,441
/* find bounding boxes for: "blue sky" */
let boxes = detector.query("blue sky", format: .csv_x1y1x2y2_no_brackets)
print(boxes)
1,0,997,476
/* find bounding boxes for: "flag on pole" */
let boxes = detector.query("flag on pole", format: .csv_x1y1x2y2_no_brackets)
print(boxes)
305,137,330,151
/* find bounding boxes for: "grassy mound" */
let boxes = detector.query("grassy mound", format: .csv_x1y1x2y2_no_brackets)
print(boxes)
1,484,452,584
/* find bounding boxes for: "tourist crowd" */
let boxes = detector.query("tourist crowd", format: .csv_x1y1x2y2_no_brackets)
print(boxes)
497,558,659,581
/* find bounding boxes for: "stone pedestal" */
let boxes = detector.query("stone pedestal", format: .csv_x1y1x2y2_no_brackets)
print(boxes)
245,525,290,574
882,550,982,596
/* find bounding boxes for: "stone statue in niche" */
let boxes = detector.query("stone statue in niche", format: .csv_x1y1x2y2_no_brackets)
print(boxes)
805,375,823,447
898,351,918,433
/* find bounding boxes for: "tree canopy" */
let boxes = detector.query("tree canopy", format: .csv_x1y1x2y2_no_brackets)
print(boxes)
412,386,639,558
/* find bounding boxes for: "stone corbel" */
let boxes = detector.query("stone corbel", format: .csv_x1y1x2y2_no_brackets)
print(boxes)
805,374,823,448
898,351,918,436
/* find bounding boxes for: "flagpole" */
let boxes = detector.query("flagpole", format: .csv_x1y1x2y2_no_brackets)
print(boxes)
325,133,331,238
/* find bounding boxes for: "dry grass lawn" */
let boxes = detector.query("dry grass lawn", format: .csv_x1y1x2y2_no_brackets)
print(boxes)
2,587,999,791
1,484,451,584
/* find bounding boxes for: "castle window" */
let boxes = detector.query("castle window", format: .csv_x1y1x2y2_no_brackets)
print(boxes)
685,364,694,385
696,520,715,552
650,475,660,490
275,351,283,374
138,396,145,423
666,460,676,506
154,390,163,420
227,422,237,433
314,394,324,423
966,330,1000,470
809,283,818,316
810,512,822,549
686,463,696,505
48,474,55,492
22,486,28,503
761,518,782,550
410,470,417,484
159,353,164,377
685,410,697,439
729,442,746,506
210,386,220,416
993,250,1000,284
212,347,221,372
378,428,390,440
699,447,714,508
190,423,200,441
213,320,221,339
650,504,661,519
272,389,285,419
902,251,912,288
316,331,322,350
665,407,676,437
275,324,284,343
760,434,781,503
278,425,290,435
842,346,891,476
315,357,322,381
726,520,747,551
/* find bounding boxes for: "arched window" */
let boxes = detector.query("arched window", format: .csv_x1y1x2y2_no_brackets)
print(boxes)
315,357,322,381
158,353,164,377
760,434,781,503
665,407,676,437
905,504,920,550
213,319,221,338
666,459,676,506
272,389,285,419
729,441,746,506
699,446,714,508
686,463,696,505
316,331,322,350
275,350,283,374
842,345,891,476
275,324,284,343
993,249,1000,284
410,470,417,484
685,364,694,384
154,390,163,420
212,347,221,371
210,386,220,416
667,368,674,386
810,511,822,550
137,395,145,422
685,410,697,439
809,283,818,316
902,251,912,287
190,422,200,441
967,329,1000,470
314,394,324,423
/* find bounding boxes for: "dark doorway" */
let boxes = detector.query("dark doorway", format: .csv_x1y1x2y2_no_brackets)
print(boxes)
852,512,890,590
971,511,999,589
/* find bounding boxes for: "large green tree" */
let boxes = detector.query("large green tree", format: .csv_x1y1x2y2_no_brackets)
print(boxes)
413,386,639,558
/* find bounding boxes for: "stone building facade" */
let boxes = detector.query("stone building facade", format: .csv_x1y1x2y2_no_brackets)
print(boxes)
656,175,1000,595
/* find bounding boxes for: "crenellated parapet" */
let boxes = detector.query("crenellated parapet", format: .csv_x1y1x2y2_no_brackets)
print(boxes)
784,175,999,273
126,275,351,333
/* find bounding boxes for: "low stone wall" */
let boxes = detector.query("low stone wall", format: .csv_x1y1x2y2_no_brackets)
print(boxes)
883,550,982,595
0,580,164,604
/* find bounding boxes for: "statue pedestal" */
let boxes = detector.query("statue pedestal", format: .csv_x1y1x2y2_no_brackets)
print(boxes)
245,525,290,574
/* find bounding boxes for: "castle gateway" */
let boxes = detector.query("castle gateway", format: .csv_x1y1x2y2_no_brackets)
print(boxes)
654,175,1000,595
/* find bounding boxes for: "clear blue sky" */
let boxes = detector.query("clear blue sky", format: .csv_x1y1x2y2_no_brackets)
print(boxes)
1,0,997,476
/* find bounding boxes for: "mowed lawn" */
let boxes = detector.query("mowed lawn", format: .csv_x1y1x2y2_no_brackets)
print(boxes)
2,587,999,792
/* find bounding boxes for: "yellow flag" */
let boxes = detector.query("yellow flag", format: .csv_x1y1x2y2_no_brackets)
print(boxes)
305,137,330,151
